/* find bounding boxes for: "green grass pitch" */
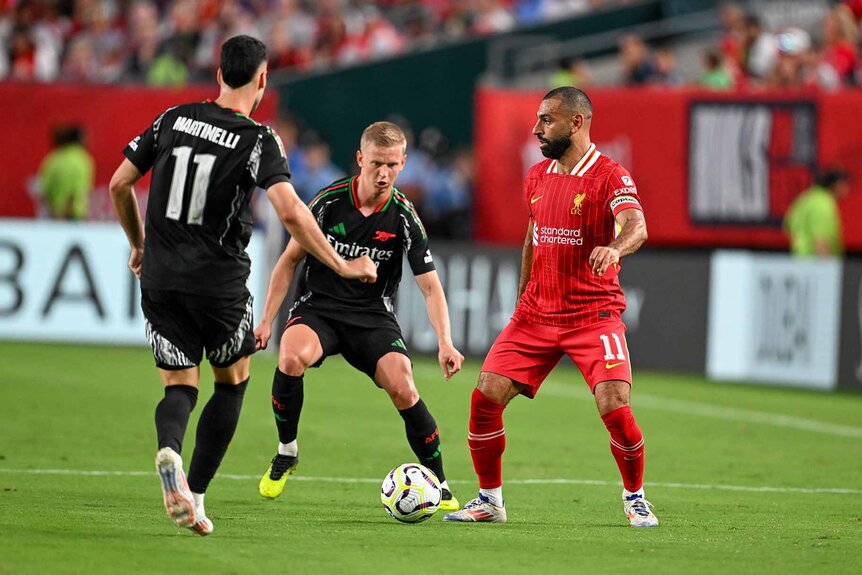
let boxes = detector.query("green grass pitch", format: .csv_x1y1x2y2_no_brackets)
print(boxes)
1,341,861,574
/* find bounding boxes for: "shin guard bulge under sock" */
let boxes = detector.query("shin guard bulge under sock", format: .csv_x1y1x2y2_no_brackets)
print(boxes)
399,398,446,482
467,388,507,490
601,405,645,493
187,379,248,493
154,385,198,454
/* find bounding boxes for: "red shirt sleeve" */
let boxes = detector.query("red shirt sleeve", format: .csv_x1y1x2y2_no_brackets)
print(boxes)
605,165,643,217
524,162,543,219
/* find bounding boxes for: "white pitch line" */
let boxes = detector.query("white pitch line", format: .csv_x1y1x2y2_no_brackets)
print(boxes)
540,383,862,439
0,468,858,495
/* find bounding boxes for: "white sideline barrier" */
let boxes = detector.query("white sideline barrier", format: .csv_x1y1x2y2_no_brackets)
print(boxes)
707,250,842,390
0,218,265,345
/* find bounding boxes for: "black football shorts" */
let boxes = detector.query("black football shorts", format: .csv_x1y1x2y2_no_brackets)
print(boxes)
284,303,410,382
141,288,256,370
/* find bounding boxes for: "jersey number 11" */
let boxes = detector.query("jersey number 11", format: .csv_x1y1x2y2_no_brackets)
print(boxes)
166,146,216,225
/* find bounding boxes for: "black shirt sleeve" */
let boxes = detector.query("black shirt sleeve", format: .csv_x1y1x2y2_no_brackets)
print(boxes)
122,110,168,174
256,127,292,190
404,207,436,276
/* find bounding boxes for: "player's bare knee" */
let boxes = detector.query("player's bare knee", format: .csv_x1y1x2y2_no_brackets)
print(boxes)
278,351,308,376
477,372,519,405
594,379,631,415
387,384,419,410
211,356,250,384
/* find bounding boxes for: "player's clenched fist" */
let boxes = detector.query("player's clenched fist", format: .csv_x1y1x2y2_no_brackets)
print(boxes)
128,247,144,278
253,322,272,351
589,246,620,276
341,254,378,283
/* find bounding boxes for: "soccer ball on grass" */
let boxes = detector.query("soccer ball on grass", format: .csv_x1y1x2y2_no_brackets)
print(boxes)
380,463,442,523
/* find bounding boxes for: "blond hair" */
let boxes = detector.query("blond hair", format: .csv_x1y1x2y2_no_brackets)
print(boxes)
360,121,407,152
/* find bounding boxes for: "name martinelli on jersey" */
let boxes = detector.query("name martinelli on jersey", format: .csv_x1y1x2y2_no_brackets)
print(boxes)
172,116,241,149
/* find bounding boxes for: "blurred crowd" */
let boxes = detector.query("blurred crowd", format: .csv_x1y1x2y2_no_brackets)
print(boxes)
0,0,631,84
15,0,861,239
551,2,862,91
272,114,474,239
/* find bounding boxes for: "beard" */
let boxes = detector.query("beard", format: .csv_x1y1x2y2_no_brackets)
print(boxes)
538,135,571,159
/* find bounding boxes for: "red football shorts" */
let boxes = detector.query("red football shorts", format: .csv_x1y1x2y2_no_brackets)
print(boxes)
481,316,632,397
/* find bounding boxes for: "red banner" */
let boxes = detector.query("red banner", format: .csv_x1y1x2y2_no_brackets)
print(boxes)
0,83,277,218
475,87,862,250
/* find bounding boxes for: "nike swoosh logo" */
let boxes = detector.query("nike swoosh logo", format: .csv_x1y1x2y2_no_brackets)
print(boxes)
530,196,543,204
605,361,626,369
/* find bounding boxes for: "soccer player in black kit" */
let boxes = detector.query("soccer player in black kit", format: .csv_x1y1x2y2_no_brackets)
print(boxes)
254,121,465,510
108,35,376,536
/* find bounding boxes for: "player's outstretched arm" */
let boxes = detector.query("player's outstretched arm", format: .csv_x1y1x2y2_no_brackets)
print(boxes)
518,220,535,299
415,271,464,380
254,239,307,350
266,181,377,283
109,159,145,278
589,208,648,276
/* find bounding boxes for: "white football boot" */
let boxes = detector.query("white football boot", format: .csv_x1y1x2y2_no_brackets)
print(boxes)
442,493,507,523
624,492,659,527
155,447,196,528
188,505,214,536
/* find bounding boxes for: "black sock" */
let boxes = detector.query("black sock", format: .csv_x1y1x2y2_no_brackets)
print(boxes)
187,379,248,494
154,385,198,454
271,369,304,446
399,398,446,483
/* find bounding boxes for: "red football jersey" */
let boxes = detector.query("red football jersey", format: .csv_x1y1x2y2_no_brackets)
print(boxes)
514,144,643,328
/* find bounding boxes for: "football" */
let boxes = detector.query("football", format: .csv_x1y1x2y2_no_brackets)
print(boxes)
380,463,442,523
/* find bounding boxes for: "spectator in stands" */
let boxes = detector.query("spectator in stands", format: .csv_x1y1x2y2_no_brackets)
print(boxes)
718,2,746,75
801,41,841,90
700,48,734,90
549,56,593,89
423,148,473,239
274,114,307,185
385,118,434,208
391,3,437,47
125,0,161,82
148,40,189,86
290,131,345,203
742,14,777,80
766,28,811,89
784,168,850,257
37,124,95,220
267,17,313,72
471,0,516,36
822,4,858,85
653,47,684,86
619,35,657,85
361,7,406,60
8,27,37,80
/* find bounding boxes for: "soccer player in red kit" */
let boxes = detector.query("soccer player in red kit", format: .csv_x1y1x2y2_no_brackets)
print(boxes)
443,87,657,527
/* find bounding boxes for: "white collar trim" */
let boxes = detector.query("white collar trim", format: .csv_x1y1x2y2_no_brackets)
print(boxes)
546,143,600,176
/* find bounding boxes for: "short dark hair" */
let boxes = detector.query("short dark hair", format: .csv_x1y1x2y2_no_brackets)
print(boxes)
814,168,849,190
542,86,593,118
704,49,722,69
52,124,83,147
219,35,267,88
744,14,762,29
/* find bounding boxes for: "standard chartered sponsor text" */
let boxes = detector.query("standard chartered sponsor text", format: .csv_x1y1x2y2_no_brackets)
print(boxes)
539,226,584,246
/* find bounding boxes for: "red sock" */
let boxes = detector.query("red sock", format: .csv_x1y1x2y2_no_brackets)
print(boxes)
601,405,645,492
468,388,506,489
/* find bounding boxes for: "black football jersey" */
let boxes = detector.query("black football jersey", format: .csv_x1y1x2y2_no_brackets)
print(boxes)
123,100,290,297
297,176,435,317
